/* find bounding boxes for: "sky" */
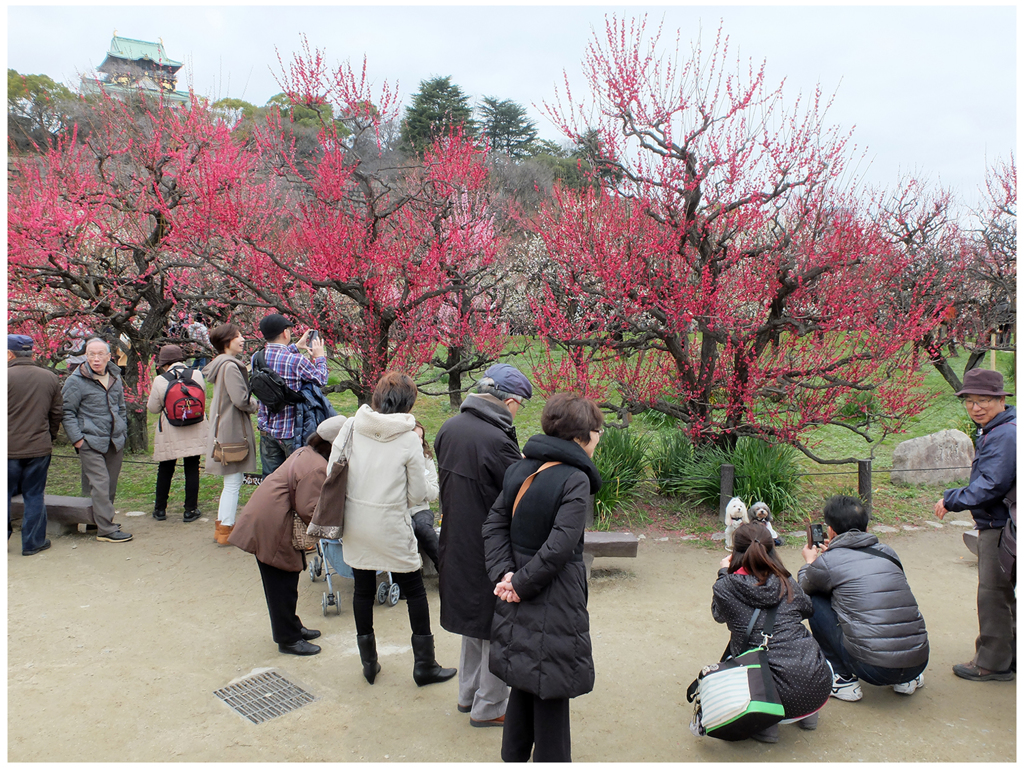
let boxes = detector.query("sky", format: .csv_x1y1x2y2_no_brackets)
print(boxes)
6,4,1017,207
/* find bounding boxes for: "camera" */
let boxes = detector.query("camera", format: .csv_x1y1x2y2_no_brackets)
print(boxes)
806,523,825,548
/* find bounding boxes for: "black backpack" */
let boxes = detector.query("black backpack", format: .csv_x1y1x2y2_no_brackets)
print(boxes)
248,348,304,413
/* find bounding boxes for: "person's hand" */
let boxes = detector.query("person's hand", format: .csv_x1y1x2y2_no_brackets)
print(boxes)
719,554,732,569
295,329,312,351
802,543,821,565
74,439,84,450
309,336,326,358
494,572,520,603
934,498,949,520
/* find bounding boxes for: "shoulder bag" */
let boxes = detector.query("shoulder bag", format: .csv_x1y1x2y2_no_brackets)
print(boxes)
287,455,317,551
686,605,785,741
307,421,353,540
212,363,251,464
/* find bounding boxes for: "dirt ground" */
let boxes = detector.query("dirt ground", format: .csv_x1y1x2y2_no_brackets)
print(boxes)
7,508,1016,763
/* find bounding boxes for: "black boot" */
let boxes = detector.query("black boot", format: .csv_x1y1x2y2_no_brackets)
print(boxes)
411,633,456,687
357,633,381,684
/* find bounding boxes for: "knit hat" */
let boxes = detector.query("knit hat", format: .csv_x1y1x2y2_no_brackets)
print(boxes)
156,345,185,367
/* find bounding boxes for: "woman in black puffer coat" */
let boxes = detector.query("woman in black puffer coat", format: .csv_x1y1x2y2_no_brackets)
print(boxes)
711,523,832,743
482,393,603,763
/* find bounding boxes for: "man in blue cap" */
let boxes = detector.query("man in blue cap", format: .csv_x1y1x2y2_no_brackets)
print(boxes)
434,363,532,728
8,334,63,555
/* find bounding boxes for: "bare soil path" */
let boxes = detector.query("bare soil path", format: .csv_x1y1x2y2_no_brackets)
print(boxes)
7,511,1015,762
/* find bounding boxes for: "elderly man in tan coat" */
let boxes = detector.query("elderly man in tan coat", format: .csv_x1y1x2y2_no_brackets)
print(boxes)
147,344,209,523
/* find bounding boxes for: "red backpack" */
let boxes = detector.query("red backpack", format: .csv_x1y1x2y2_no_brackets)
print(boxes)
161,368,206,427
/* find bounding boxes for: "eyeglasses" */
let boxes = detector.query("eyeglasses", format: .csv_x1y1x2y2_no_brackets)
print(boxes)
963,398,998,408
85,352,110,359
594,428,605,435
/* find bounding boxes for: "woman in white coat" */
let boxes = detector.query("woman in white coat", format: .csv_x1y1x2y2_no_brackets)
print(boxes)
330,371,455,687
147,344,209,521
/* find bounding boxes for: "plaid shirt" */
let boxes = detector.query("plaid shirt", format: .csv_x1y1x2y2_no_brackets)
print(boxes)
256,343,329,439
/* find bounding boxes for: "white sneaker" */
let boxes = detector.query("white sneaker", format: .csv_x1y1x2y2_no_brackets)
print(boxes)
893,673,924,695
831,674,863,702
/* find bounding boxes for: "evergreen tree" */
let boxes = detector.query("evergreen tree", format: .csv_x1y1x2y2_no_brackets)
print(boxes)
400,76,475,153
478,96,538,159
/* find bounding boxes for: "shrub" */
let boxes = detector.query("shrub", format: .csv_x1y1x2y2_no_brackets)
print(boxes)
733,438,802,519
593,427,652,521
674,444,732,508
650,430,693,496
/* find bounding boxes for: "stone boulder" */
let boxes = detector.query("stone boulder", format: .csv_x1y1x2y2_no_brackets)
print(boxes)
890,429,974,486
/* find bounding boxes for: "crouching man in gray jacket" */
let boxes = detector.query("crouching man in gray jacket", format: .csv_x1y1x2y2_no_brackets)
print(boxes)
799,495,929,702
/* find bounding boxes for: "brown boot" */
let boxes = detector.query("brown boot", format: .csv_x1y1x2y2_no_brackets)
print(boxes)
213,520,223,543
217,524,233,546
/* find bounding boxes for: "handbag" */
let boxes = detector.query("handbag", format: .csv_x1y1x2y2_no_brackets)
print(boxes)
212,374,251,464
286,457,317,551
686,605,784,741
307,420,353,540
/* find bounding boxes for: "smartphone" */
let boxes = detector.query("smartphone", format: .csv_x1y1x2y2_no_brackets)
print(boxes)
308,329,319,342
806,523,825,548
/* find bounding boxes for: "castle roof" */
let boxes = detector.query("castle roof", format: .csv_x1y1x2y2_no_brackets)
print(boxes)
99,35,182,71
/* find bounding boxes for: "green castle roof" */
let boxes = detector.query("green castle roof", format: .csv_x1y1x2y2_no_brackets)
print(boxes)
103,35,182,70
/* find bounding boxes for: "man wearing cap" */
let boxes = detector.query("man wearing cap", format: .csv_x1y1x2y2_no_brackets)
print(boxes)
8,334,64,555
434,364,532,727
62,338,132,543
935,368,1016,682
255,314,328,477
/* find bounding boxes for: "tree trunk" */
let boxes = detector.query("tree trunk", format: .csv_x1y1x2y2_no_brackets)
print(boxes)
126,409,149,454
930,357,964,393
446,345,464,409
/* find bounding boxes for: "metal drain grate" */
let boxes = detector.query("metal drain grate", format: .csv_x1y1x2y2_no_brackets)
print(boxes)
214,671,315,724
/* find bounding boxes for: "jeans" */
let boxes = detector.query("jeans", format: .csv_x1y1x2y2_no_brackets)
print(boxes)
411,509,440,570
8,455,52,552
217,472,244,526
808,594,928,685
154,455,201,512
352,568,430,636
260,432,293,478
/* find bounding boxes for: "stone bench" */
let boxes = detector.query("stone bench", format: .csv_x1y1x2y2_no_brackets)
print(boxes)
9,495,95,536
583,531,639,579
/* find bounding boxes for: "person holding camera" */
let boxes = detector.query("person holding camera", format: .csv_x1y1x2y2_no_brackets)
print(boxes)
799,495,929,702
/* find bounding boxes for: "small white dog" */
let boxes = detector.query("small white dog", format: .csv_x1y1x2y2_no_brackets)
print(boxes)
724,496,749,551
749,501,783,546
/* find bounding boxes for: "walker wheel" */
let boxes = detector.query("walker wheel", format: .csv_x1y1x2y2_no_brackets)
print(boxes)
310,558,322,582
376,582,389,605
388,583,401,606
334,591,342,615
322,592,330,616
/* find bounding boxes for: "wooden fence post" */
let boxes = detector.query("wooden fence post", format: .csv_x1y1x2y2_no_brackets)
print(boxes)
719,463,735,523
858,459,872,514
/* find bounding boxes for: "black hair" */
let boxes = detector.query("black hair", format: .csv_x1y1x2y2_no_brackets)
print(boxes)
541,393,605,443
823,495,869,536
728,523,794,602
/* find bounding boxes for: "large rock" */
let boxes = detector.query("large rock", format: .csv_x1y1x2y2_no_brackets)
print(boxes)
890,429,974,486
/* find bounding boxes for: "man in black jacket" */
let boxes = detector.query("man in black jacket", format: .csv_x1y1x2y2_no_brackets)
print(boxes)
434,364,531,728
935,368,1016,682
800,495,929,702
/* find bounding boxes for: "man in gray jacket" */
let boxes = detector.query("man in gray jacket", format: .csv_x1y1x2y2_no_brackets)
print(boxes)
800,495,929,702
61,338,132,543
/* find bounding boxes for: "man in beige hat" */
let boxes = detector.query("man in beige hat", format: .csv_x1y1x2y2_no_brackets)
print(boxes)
935,368,1016,681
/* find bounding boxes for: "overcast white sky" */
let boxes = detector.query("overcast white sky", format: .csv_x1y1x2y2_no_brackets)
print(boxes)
7,4,1017,206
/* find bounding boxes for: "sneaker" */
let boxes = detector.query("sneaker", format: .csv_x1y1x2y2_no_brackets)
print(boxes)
96,530,133,543
183,508,201,523
893,673,925,695
831,674,863,702
152,509,167,521
952,661,1014,682
22,539,52,556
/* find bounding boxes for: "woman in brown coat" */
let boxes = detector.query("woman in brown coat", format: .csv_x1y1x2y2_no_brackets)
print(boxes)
147,345,210,522
229,415,347,656
203,324,258,545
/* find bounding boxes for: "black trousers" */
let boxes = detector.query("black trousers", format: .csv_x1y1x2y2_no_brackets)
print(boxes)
501,687,571,762
352,568,431,636
154,455,201,512
411,509,440,570
256,558,303,645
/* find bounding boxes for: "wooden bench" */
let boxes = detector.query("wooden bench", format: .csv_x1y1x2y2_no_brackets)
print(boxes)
583,531,639,579
9,495,96,536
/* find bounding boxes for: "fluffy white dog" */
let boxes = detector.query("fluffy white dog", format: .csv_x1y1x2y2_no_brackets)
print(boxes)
723,496,749,551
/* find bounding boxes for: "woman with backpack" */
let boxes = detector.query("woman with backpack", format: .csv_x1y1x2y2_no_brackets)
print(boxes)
710,523,831,743
147,344,209,522
203,323,259,545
